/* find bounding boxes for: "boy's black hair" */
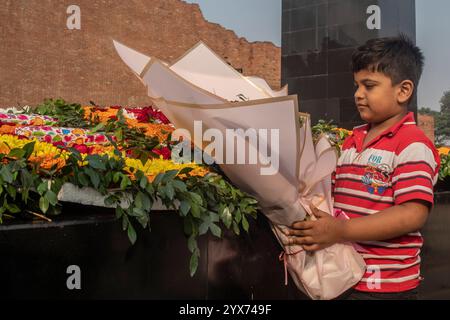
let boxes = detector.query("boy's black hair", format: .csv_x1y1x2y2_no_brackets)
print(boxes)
351,34,424,90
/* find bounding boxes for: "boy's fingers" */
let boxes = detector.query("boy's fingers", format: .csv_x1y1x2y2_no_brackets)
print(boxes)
285,229,313,237
291,220,314,229
302,244,321,252
290,236,315,246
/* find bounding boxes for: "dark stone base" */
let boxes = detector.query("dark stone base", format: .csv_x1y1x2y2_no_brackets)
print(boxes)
0,203,306,300
1,191,450,300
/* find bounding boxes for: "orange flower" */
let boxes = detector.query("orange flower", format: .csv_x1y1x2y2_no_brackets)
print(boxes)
0,124,19,135
83,106,118,123
438,147,450,156
30,118,44,126
29,155,66,171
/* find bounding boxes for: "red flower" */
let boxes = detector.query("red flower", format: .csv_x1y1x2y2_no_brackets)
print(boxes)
52,141,66,148
95,135,106,143
73,144,89,154
152,146,171,159
44,135,52,143
125,149,134,157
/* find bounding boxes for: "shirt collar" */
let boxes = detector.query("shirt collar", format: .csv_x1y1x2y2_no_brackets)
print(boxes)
351,112,416,150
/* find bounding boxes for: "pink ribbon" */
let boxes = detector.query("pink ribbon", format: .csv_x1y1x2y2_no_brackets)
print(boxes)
279,249,303,286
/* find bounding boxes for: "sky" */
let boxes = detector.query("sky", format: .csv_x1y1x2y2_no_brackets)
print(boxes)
184,0,281,46
185,0,450,111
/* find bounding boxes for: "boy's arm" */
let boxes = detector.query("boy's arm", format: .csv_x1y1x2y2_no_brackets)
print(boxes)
285,201,429,251
338,200,429,242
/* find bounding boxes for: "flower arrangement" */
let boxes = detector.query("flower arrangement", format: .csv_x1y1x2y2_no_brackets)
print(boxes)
0,99,258,275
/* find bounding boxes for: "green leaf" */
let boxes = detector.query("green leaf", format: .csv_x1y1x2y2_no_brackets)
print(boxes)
127,222,137,245
39,196,49,214
190,203,201,218
8,148,25,159
242,214,249,232
232,221,240,235
222,207,232,229
37,181,48,195
131,207,146,217
6,203,20,214
139,175,148,189
210,223,222,238
115,207,124,219
187,234,197,253
77,172,89,187
85,168,100,189
6,185,16,199
122,215,128,231
153,173,164,185
45,190,58,206
198,222,208,235
189,192,203,205
189,252,199,277
145,183,154,195
120,175,131,190
141,192,152,211
91,122,105,133
87,155,106,170
135,192,151,211
22,141,36,159
179,200,191,217
164,183,175,200
179,167,194,175
234,207,242,223
162,170,178,183
105,195,117,206
0,166,13,184
172,179,187,192
135,192,143,209
113,172,122,183
115,128,123,141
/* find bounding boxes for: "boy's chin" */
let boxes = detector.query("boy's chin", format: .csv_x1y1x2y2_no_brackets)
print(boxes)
357,110,373,122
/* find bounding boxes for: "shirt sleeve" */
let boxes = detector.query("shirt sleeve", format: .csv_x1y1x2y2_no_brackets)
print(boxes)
392,141,439,206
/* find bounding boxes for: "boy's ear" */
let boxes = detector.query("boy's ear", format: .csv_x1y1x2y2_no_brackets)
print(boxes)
396,80,414,105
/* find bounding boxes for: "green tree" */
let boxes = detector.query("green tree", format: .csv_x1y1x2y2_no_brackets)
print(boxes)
419,90,450,145
436,91,450,145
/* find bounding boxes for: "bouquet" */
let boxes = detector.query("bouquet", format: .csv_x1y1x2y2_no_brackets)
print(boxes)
113,39,366,299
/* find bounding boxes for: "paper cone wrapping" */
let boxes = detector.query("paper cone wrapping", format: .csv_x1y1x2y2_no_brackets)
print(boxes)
113,39,366,299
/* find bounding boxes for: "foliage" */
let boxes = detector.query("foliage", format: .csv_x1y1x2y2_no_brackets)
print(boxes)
311,120,352,155
30,98,91,128
0,95,260,276
419,90,450,145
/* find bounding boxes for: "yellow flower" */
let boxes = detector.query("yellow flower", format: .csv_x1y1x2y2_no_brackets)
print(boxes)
0,134,68,172
438,147,450,156
124,157,209,182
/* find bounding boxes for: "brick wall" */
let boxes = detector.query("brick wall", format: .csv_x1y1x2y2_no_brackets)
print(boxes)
0,0,281,107
418,113,435,143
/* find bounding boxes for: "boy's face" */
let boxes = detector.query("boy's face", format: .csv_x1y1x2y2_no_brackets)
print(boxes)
353,69,408,124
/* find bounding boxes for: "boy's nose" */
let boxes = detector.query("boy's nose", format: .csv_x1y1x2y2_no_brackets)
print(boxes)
354,87,364,101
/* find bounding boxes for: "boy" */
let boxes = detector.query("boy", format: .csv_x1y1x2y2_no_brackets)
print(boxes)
284,35,441,300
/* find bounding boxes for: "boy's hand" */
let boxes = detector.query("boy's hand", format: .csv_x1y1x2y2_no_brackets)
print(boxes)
282,204,346,252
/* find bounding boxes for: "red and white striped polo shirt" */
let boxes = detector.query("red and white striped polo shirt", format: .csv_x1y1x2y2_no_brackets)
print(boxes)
332,112,440,293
